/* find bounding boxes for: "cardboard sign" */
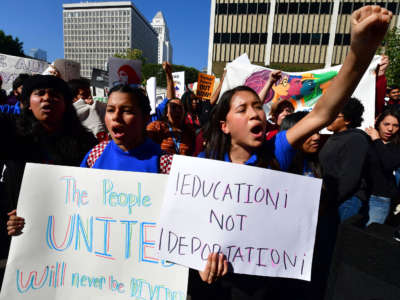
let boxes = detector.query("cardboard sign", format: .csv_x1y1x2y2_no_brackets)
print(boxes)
53,59,81,82
91,68,109,88
196,73,215,100
0,164,188,300
0,53,49,91
221,54,380,128
146,76,157,114
157,155,322,281
172,71,185,99
108,57,142,87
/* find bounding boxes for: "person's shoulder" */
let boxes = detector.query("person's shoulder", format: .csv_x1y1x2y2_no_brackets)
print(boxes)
347,129,370,142
147,120,167,131
141,138,162,155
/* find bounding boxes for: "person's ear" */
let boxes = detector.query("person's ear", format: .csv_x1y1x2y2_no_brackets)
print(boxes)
220,120,230,134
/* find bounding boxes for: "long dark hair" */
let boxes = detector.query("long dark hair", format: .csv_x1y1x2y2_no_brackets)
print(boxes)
375,107,400,145
203,85,279,169
162,98,185,124
16,75,96,165
181,91,196,115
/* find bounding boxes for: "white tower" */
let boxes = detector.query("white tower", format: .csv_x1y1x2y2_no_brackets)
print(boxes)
151,11,173,64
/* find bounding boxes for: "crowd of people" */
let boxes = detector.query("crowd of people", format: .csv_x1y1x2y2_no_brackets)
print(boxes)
0,5,398,300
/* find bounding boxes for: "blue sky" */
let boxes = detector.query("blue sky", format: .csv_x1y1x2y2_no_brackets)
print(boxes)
0,0,211,71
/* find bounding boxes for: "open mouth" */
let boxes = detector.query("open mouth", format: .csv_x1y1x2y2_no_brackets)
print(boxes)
250,124,264,138
112,126,125,139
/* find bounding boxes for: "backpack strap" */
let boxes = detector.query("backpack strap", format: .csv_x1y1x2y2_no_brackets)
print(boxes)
159,154,174,174
86,140,110,168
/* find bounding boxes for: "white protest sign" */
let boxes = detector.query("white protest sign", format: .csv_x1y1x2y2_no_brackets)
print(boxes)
221,54,380,128
53,59,81,82
157,155,322,281
146,76,157,114
108,57,142,87
172,71,185,99
0,164,188,300
0,53,49,91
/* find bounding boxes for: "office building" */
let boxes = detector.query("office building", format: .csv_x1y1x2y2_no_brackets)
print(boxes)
207,0,400,76
29,48,48,61
63,1,158,78
151,11,173,64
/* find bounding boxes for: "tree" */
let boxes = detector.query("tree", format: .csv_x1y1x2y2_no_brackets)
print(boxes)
0,30,24,56
378,27,400,87
114,48,147,65
114,48,200,88
142,63,199,88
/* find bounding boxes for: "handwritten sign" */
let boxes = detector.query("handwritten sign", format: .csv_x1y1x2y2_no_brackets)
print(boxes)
0,53,49,91
172,71,185,99
157,155,322,281
0,164,188,300
53,59,81,82
196,73,215,100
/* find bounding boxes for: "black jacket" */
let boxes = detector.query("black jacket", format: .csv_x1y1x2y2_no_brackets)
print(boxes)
319,129,369,206
366,139,400,200
0,112,97,258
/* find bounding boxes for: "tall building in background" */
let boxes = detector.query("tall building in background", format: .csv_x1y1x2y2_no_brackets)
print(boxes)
151,11,173,64
63,1,158,78
29,48,47,61
208,0,400,76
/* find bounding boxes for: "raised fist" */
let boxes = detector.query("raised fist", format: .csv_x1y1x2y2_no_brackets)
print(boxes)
350,5,392,56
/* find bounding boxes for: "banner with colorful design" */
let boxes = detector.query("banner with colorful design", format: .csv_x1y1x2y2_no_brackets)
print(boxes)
221,54,380,127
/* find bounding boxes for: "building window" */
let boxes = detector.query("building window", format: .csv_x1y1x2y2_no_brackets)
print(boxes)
231,33,240,43
250,33,259,44
228,3,237,14
240,33,249,44
311,34,321,45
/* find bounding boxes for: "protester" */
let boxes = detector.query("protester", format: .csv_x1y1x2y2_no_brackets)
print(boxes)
80,84,167,172
194,70,227,156
6,73,30,106
375,55,388,116
198,70,227,125
280,111,322,178
280,111,336,299
68,78,108,141
266,99,294,140
2,75,97,288
147,98,195,155
194,6,392,299
386,85,400,107
150,61,176,122
181,91,201,130
0,76,7,105
319,97,369,223
365,107,400,225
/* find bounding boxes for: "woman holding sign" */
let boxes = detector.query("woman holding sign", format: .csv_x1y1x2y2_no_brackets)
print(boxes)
195,5,393,300
2,75,97,286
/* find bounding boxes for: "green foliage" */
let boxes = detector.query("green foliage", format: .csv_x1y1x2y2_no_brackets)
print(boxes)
142,63,200,88
0,30,24,56
114,48,200,87
379,27,400,87
114,48,147,65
